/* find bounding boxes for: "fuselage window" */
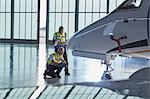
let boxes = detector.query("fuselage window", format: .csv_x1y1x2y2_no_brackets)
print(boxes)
120,0,142,9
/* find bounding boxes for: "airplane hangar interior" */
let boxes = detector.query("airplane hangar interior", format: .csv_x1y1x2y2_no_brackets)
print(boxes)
0,0,150,98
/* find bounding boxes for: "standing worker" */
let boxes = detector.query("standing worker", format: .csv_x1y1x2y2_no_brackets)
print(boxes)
53,26,70,75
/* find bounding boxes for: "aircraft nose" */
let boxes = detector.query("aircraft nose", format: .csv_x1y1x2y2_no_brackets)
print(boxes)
67,36,78,49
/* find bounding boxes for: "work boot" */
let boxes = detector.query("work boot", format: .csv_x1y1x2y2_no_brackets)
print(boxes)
65,67,70,76
45,70,56,78
52,75,56,78
56,74,61,78
43,73,46,79
65,72,70,75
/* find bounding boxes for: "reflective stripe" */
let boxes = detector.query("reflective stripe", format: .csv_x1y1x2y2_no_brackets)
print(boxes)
47,53,64,65
57,42,66,45
54,32,66,43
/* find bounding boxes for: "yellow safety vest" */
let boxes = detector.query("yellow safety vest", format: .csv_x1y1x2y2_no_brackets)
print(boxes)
47,53,64,65
53,32,66,44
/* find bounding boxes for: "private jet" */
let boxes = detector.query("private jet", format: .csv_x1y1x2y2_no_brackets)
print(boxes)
68,0,150,61
67,0,150,98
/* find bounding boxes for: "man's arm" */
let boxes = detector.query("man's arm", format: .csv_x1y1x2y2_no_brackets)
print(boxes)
65,32,68,43
60,56,66,64
53,33,57,45
51,61,58,66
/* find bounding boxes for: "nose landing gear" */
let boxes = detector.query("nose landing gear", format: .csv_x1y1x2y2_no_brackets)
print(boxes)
101,60,114,80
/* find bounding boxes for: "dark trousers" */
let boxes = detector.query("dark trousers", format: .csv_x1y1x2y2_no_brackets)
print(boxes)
54,46,69,73
46,64,63,76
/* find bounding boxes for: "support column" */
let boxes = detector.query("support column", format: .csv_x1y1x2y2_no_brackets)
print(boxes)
11,0,14,41
75,0,79,32
37,0,41,44
46,0,49,44
107,0,109,14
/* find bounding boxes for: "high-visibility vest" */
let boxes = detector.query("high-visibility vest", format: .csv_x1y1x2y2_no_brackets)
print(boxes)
53,32,66,44
47,53,64,65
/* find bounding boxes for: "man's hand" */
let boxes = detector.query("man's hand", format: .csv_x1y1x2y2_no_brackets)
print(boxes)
60,58,66,64
51,61,58,66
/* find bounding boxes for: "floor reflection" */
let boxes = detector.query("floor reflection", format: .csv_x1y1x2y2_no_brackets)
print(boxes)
0,44,38,88
0,43,149,89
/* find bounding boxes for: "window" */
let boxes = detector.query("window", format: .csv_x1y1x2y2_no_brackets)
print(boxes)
14,0,38,40
119,0,142,10
78,0,107,31
48,0,75,40
0,0,11,39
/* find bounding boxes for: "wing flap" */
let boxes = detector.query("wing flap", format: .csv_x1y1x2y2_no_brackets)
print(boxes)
72,50,106,60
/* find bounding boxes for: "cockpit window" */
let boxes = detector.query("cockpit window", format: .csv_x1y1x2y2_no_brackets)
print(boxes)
119,0,142,10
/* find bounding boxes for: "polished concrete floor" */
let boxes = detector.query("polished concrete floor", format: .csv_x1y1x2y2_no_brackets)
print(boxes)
0,43,149,89
0,43,150,99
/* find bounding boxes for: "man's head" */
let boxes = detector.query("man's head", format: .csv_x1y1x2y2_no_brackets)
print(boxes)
57,47,64,55
59,26,64,33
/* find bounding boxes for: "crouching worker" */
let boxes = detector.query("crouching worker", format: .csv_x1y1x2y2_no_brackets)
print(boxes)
43,47,67,78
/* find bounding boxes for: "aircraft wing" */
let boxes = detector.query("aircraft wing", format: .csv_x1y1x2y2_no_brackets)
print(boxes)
65,67,150,98
72,50,106,60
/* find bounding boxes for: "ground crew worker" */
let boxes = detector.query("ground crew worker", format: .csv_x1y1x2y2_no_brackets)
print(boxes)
53,26,70,75
43,47,67,78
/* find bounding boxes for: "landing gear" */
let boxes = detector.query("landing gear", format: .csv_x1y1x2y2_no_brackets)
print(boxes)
101,60,114,72
101,60,114,80
101,71,112,80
